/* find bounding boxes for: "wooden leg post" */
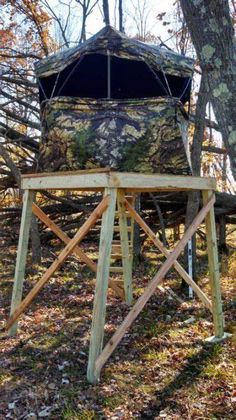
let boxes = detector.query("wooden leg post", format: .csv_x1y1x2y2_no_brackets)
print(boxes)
117,190,133,305
202,190,226,341
9,190,34,336
87,188,117,384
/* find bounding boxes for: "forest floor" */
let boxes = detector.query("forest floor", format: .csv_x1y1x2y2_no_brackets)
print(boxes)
0,240,235,419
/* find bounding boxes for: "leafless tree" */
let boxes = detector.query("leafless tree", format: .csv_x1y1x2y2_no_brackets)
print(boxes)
102,0,110,25
128,0,151,41
119,0,124,32
76,0,100,42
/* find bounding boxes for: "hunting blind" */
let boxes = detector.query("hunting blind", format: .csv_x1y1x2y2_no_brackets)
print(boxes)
35,26,193,174
7,27,229,384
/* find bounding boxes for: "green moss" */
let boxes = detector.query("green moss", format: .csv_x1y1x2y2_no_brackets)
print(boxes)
143,349,169,362
62,407,96,420
213,83,230,101
103,394,126,409
201,45,215,62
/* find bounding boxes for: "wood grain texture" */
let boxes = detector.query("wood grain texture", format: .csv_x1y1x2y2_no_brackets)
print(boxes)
94,194,215,380
87,188,117,384
8,190,34,336
117,190,133,304
202,190,224,338
6,196,109,331
32,203,96,272
124,199,213,312
32,203,124,298
21,171,216,192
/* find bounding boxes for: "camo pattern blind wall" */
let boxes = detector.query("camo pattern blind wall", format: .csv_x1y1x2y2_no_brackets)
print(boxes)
39,97,191,174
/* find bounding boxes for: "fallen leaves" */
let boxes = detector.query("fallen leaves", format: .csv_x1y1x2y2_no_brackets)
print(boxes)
0,247,235,418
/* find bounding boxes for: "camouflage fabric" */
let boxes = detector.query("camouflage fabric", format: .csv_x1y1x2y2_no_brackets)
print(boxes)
39,97,191,175
35,26,194,79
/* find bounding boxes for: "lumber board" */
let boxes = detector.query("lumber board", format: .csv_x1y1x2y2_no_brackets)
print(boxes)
109,267,123,273
202,191,224,338
87,188,117,384
6,195,109,331
32,203,124,299
157,285,184,304
8,190,34,336
124,199,213,312
21,171,216,192
112,244,132,254
109,173,216,191
117,190,133,304
93,194,215,382
21,168,111,178
32,203,97,272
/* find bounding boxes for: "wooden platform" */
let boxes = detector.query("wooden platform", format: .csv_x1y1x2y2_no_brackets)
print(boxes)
6,170,226,384
21,169,216,191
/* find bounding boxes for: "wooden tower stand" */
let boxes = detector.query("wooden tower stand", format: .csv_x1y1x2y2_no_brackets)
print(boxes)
6,169,230,384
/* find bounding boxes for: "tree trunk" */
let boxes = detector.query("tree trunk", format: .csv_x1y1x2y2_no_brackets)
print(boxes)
80,12,87,42
184,72,209,282
180,0,236,180
118,0,124,32
219,215,227,254
103,0,110,25
31,214,42,265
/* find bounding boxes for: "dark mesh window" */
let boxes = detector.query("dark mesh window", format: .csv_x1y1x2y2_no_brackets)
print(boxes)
39,53,191,103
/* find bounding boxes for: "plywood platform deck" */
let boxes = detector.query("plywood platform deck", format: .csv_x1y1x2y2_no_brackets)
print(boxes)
21,169,216,192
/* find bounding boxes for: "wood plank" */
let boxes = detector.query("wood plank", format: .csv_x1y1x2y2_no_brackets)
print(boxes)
124,199,213,312
109,267,123,273
6,195,109,331
117,190,133,305
129,194,135,266
32,203,97,272
21,171,216,192
93,194,215,382
113,226,132,232
8,190,34,336
115,211,130,217
87,188,117,384
33,203,124,299
202,190,224,338
112,245,132,253
157,285,184,304
21,172,109,191
97,225,132,232
110,254,123,260
109,173,216,191
21,168,111,178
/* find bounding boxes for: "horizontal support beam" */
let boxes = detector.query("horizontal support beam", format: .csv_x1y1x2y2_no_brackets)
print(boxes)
21,171,216,192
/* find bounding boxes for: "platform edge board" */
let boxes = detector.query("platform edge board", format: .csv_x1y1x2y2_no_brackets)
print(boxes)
108,173,216,190
21,172,216,191
21,168,112,178
21,173,110,190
